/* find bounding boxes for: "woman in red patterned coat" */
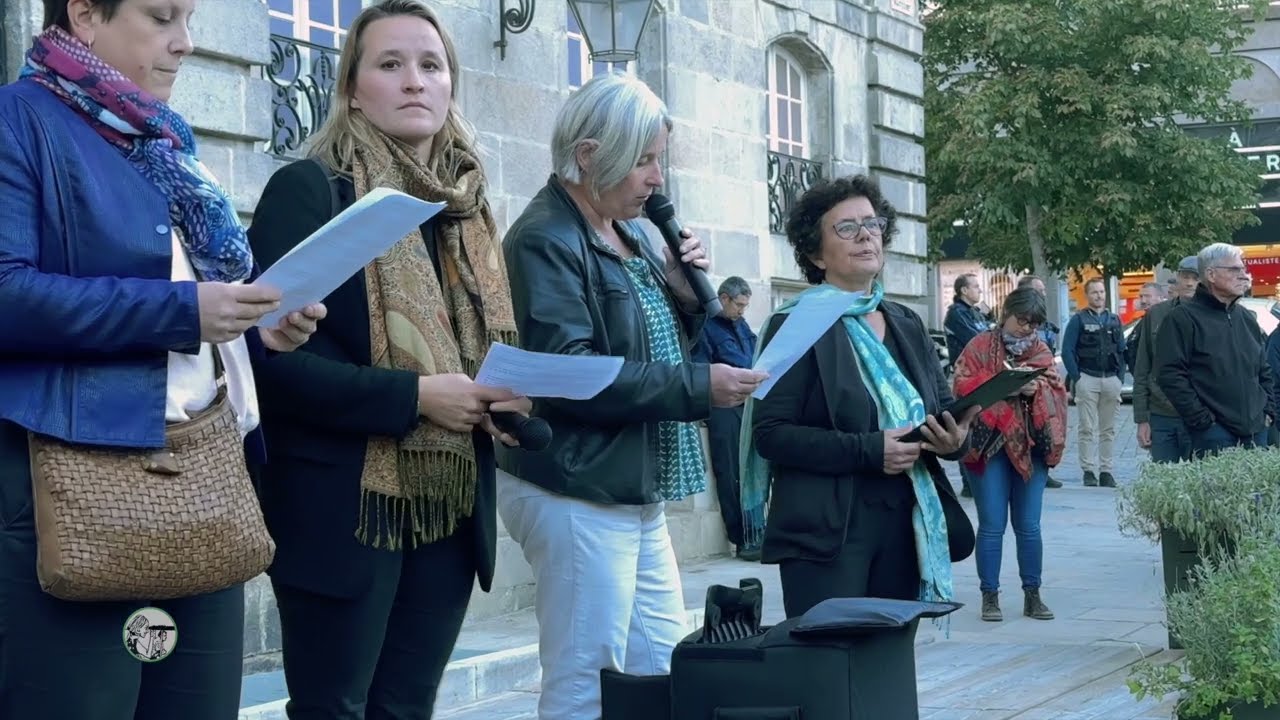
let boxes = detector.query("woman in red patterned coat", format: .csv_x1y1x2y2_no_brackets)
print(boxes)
953,286,1069,624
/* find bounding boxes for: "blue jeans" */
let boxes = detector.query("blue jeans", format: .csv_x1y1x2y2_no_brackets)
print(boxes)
974,451,1047,593
1190,422,1269,458
1148,413,1191,464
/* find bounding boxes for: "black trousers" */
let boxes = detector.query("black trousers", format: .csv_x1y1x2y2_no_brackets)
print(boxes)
706,406,745,546
0,422,244,720
273,519,476,720
777,499,920,619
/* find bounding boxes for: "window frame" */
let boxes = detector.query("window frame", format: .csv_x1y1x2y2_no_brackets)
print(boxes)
766,46,808,159
267,0,357,48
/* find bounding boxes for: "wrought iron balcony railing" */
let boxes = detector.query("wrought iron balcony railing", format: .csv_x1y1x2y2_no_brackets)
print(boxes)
766,151,824,235
265,34,340,157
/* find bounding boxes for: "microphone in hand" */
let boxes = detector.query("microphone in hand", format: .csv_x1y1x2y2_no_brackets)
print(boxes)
489,411,553,452
644,193,722,317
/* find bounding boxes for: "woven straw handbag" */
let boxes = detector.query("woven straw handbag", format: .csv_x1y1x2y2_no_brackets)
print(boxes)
27,388,275,602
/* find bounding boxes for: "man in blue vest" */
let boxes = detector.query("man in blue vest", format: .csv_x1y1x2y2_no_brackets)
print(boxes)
692,277,759,559
1062,277,1127,487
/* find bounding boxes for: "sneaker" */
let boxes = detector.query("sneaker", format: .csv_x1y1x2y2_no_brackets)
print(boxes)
1099,472,1117,488
981,591,1002,622
1083,471,1099,487
1045,476,1063,489
1023,588,1055,620
736,545,761,562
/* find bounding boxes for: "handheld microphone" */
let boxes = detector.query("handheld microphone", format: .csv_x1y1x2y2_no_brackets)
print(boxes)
489,411,553,452
644,193,723,317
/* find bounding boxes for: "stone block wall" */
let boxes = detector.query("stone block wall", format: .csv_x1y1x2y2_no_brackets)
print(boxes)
865,0,929,322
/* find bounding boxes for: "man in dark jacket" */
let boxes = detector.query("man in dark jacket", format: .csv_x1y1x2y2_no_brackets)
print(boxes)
1126,282,1165,372
1016,275,1064,488
945,274,992,362
944,273,991,497
692,277,760,559
1157,244,1273,456
1133,257,1198,463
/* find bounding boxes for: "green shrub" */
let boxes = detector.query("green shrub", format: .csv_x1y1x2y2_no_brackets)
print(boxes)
1116,447,1280,550
1127,532,1280,719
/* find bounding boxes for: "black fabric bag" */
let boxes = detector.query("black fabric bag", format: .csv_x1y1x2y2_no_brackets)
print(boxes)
669,594,961,720
600,668,671,720
601,582,962,720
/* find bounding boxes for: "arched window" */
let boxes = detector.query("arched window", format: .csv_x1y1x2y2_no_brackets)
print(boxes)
268,0,360,48
567,8,633,89
766,47,807,159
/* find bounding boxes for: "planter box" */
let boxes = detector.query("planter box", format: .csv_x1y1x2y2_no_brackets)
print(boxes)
1161,526,1200,650
1180,699,1280,720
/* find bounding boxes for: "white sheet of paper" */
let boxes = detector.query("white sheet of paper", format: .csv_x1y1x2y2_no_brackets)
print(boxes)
751,290,862,400
475,343,624,400
253,187,446,328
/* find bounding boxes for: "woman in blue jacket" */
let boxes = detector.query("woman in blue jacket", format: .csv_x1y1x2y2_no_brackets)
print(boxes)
0,1,321,717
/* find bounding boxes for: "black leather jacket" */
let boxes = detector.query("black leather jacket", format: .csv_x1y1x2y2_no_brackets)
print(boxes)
496,177,712,505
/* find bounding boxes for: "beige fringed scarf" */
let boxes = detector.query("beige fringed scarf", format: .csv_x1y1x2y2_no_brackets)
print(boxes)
353,135,517,550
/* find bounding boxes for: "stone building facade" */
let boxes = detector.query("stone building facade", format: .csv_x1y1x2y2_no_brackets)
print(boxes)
4,0,928,669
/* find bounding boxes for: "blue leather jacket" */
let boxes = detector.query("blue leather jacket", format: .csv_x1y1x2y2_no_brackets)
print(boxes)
0,80,202,448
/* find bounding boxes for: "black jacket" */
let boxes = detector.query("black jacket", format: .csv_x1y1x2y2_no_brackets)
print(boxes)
247,159,497,598
1156,284,1273,437
497,177,711,505
943,301,989,362
753,301,970,565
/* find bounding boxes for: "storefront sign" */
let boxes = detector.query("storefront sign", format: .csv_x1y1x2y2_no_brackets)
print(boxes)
1184,121,1280,206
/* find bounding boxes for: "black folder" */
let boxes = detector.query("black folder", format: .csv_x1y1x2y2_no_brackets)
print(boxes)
901,367,1046,442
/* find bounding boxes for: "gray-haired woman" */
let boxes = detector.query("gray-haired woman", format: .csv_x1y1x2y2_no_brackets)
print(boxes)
497,73,766,719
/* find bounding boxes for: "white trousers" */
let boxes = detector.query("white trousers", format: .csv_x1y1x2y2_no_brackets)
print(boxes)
496,470,686,720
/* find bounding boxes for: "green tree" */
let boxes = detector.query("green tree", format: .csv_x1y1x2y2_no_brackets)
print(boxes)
924,0,1268,281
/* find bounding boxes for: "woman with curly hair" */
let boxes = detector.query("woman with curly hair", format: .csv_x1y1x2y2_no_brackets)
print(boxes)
742,175,977,619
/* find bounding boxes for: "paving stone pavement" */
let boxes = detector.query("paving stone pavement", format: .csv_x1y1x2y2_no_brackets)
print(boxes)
440,404,1183,719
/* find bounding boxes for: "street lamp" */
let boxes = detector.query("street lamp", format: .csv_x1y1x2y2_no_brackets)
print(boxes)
568,0,656,63
494,0,657,63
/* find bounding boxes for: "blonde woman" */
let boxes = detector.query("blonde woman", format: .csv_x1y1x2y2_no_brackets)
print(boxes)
499,73,767,719
248,1,528,717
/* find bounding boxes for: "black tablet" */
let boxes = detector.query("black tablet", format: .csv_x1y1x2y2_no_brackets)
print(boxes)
900,367,1048,443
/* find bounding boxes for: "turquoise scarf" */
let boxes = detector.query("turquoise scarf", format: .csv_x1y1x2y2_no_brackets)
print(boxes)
740,282,954,604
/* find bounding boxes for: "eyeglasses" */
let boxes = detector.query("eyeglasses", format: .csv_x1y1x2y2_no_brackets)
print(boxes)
832,217,889,240
1012,316,1042,331
1211,265,1250,277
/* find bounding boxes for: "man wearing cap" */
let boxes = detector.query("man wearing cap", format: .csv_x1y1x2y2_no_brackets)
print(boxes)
1132,257,1198,462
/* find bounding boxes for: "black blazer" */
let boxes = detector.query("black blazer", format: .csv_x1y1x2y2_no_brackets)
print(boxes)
753,300,971,565
247,159,496,598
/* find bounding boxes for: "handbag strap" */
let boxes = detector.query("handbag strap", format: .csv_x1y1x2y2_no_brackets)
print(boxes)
211,342,226,390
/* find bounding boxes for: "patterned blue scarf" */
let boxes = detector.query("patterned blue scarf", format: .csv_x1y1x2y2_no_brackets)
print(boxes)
22,28,252,283
741,282,954,604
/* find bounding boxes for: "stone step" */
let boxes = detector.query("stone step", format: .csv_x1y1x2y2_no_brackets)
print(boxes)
436,690,538,719
239,554,776,718
238,608,705,719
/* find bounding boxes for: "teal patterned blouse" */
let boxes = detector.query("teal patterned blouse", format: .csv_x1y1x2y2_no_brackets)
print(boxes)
620,255,708,502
